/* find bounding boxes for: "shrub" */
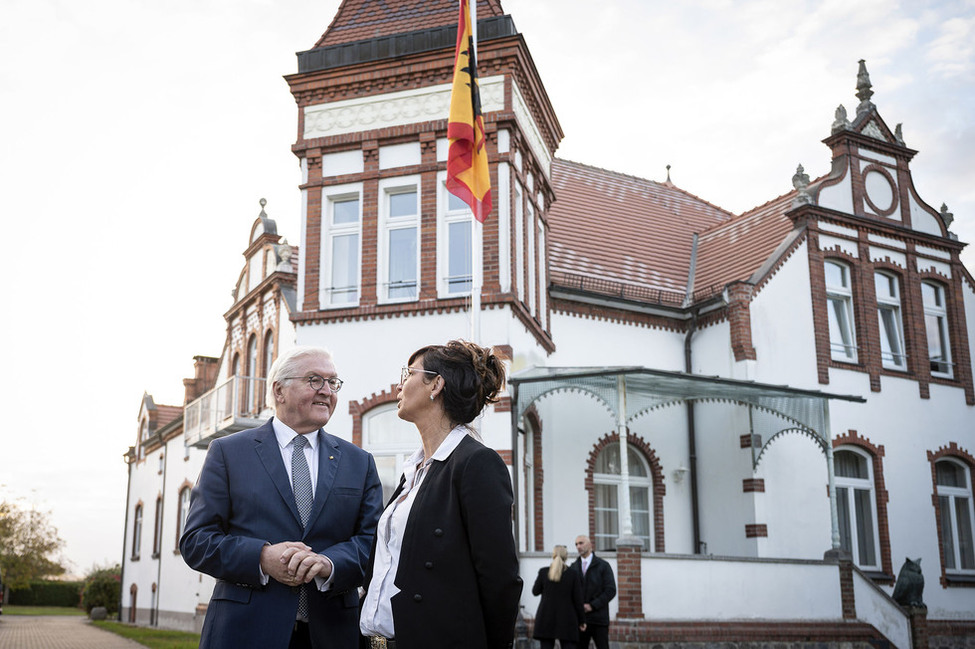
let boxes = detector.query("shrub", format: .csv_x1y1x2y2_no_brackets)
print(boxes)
80,565,121,614
8,580,82,607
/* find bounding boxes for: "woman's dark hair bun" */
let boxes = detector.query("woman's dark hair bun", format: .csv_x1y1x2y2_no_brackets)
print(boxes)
409,340,507,425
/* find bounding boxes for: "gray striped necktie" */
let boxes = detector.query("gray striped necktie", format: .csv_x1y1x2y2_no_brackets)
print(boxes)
291,435,313,619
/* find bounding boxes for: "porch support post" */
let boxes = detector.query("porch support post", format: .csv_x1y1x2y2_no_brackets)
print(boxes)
616,375,634,539
822,399,843,554
614,374,645,619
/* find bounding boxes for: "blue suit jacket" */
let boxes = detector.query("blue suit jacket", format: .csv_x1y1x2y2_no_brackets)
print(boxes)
180,419,382,649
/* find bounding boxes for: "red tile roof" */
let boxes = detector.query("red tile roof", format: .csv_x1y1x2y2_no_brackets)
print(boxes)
155,404,183,429
548,159,734,302
693,191,799,290
314,0,506,48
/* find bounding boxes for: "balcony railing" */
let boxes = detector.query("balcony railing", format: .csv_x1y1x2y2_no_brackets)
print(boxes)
184,375,269,448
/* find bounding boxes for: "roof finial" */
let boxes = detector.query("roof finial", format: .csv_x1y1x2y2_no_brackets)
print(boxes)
831,104,851,133
665,164,671,183
792,164,813,207
259,197,267,218
856,59,874,115
940,203,954,228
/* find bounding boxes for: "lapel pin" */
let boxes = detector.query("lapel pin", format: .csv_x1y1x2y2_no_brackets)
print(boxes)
329,456,334,460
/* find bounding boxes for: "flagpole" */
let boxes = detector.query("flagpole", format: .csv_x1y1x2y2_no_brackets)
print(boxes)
469,0,481,345
472,214,482,344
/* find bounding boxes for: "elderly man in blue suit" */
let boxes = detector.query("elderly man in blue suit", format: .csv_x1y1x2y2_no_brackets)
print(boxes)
180,346,383,649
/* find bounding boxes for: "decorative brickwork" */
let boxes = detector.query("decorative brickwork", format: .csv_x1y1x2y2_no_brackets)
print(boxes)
838,559,857,619
740,433,760,449
926,442,975,588
804,206,972,404
745,524,768,538
726,281,757,361
584,431,665,552
615,542,644,619
604,619,890,644
287,28,561,354
906,606,929,649
742,478,765,493
348,385,400,447
927,619,975,648
525,407,545,552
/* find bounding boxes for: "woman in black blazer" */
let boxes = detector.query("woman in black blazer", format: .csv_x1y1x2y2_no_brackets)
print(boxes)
360,340,523,649
532,545,585,649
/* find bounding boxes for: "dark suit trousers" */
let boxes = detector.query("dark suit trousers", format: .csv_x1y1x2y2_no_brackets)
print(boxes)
289,621,312,649
540,641,577,649
579,624,609,649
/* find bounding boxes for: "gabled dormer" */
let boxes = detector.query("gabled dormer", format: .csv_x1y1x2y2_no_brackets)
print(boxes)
135,393,181,459
790,61,973,405
812,60,952,239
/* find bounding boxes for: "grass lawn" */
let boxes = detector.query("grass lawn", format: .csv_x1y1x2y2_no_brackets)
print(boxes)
2,605,86,616
92,620,200,649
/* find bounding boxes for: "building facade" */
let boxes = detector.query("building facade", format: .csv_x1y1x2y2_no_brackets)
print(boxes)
121,204,296,630
121,1,975,646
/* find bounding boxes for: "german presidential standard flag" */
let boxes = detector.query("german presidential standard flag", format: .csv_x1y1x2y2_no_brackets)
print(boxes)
446,0,491,222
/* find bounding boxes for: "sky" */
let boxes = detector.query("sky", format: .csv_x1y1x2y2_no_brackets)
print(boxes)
0,0,973,576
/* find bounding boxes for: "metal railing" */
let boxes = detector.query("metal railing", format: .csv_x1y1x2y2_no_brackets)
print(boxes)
184,375,269,448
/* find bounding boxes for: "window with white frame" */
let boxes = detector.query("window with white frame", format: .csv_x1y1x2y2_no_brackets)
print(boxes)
593,444,652,552
825,260,857,362
514,184,525,303
380,180,420,302
526,201,536,315
537,218,547,330
152,496,163,557
362,403,420,503
936,459,975,574
322,187,362,306
875,271,906,370
176,486,191,549
922,281,952,376
245,334,258,414
132,503,143,560
834,448,881,569
438,176,472,297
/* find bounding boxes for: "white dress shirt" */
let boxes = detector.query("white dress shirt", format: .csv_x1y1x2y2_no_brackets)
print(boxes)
257,418,333,592
359,427,468,638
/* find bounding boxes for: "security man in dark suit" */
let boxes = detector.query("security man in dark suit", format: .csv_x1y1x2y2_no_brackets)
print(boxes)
568,535,616,649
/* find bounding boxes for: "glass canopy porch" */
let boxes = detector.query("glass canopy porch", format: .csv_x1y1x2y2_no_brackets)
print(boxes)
507,366,866,553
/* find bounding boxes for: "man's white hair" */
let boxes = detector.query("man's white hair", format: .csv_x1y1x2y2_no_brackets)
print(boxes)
265,346,334,410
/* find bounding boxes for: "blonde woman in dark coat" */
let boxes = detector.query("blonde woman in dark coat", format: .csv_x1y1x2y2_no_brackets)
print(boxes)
532,545,585,649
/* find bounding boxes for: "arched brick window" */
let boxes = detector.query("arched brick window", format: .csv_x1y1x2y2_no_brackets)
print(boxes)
935,458,975,575
834,447,881,570
585,432,665,553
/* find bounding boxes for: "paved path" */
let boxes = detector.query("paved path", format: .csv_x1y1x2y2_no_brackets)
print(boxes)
0,615,145,649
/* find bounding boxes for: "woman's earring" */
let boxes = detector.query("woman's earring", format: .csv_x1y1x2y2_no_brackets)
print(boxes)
430,394,435,401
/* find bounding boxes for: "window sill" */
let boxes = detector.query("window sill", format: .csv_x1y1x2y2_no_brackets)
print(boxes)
378,297,419,306
880,364,908,372
131,555,140,562
945,573,975,586
860,570,894,584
